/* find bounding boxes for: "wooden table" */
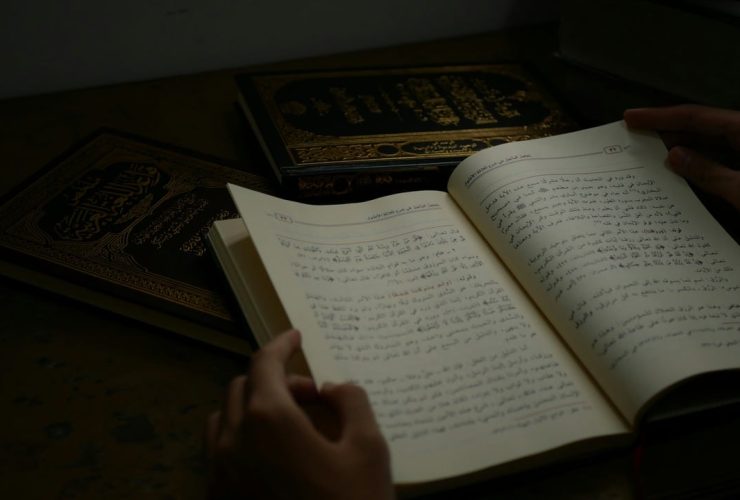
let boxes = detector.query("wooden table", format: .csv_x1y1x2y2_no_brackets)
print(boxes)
1,24,738,499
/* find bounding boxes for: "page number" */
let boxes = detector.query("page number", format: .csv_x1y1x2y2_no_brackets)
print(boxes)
272,213,293,223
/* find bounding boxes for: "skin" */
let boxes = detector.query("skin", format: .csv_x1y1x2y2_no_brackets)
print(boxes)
205,329,394,500
206,105,739,499
624,104,740,211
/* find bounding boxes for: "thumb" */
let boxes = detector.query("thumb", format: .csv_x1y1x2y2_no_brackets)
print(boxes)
668,146,740,211
320,382,385,446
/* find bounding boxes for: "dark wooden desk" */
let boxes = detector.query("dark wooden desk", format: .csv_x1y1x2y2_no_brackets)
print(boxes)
1,24,737,499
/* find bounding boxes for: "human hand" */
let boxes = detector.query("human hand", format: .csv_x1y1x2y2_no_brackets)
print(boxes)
205,329,394,500
624,105,740,211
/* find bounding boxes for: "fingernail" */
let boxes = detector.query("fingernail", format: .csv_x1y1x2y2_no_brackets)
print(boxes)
287,329,301,343
669,146,690,169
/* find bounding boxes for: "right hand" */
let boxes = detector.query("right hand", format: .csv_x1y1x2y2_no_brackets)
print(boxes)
205,329,394,500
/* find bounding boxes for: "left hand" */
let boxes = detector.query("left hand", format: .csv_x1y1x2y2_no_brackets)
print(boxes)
624,105,740,212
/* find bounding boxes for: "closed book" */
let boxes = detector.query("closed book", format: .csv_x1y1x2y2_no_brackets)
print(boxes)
236,64,576,201
0,131,275,354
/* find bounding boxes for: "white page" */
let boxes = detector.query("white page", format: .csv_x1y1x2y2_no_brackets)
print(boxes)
229,185,627,484
449,121,740,423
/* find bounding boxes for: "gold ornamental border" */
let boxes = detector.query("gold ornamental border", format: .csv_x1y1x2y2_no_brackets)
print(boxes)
252,64,574,166
0,134,270,319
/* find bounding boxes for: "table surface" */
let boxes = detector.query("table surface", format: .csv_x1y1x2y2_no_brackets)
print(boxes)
1,24,738,499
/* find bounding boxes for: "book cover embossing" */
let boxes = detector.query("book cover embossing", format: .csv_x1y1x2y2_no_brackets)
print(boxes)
248,65,574,168
0,132,273,331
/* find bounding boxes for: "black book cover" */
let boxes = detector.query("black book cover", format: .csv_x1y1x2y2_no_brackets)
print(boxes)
0,131,275,351
236,64,577,200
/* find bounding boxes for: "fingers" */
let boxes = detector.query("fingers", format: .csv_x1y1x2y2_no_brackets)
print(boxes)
223,375,248,430
248,329,301,400
321,382,386,449
211,331,314,445
287,374,319,404
245,330,324,449
624,105,740,149
246,329,304,417
656,131,729,151
668,146,740,211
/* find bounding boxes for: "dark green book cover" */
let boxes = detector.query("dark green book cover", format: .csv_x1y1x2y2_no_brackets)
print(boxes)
236,64,577,200
0,131,275,353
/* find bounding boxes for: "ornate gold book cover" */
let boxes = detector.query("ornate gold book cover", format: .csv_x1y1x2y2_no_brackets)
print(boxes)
236,64,577,199
0,131,274,352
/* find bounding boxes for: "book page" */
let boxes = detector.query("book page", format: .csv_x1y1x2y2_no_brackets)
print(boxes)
209,219,292,347
449,121,740,423
228,186,627,484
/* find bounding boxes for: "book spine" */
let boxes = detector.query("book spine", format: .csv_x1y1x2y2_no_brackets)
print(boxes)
282,168,448,202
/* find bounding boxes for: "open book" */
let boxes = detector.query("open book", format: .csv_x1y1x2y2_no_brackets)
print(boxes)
208,122,740,488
